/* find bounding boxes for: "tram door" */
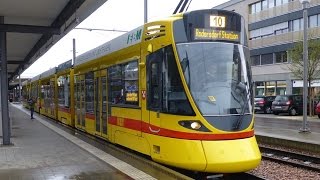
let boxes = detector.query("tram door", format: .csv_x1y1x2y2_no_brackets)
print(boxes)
75,75,86,130
146,51,162,133
94,70,108,138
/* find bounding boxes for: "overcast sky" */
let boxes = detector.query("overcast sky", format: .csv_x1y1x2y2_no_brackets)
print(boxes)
21,0,229,78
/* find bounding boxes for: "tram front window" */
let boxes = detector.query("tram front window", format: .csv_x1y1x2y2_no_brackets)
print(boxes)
177,42,252,116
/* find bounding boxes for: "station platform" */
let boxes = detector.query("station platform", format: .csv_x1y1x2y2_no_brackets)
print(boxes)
0,103,157,180
255,113,320,151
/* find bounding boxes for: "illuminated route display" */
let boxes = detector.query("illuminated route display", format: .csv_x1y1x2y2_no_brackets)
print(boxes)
176,9,245,44
194,28,240,41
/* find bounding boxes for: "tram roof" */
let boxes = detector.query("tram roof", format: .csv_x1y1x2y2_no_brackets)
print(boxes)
1,0,107,84
40,67,57,79
75,26,144,66
21,80,30,86
57,59,72,72
31,75,40,82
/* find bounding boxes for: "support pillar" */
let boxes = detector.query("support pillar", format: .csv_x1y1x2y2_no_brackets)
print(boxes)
144,0,148,23
0,16,11,145
19,75,21,102
72,38,76,65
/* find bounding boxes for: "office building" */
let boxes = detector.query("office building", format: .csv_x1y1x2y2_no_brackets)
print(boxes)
215,0,320,96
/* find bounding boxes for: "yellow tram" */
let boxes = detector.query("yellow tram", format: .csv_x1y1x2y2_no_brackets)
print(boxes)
56,60,75,126
23,9,261,173
21,79,31,108
39,68,57,119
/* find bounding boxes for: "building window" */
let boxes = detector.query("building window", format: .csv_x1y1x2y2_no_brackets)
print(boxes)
268,0,274,8
262,0,268,10
275,51,287,63
256,2,262,13
261,26,274,37
274,22,289,35
276,81,287,95
266,81,276,96
251,55,261,66
249,29,261,39
275,0,281,6
255,81,287,96
249,22,289,40
249,1,262,14
309,15,318,28
255,82,265,96
249,0,294,14
261,53,273,65
250,3,256,14
290,18,302,32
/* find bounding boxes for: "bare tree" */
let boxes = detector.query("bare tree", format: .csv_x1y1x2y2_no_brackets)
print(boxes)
287,38,320,115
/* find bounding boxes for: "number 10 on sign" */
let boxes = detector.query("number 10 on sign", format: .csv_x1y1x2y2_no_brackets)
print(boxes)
210,15,226,28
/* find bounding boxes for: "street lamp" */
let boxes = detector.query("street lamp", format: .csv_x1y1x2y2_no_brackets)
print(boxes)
299,0,311,133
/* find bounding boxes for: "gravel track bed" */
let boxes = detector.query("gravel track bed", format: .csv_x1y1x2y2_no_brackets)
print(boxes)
247,143,320,179
249,160,320,180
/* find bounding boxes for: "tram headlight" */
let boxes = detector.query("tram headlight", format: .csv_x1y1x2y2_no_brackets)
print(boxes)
178,120,210,132
191,122,201,130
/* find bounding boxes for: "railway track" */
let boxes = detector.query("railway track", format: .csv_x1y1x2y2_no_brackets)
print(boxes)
260,145,320,172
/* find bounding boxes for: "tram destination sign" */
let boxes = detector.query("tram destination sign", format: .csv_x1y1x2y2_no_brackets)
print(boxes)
182,10,244,43
194,28,240,42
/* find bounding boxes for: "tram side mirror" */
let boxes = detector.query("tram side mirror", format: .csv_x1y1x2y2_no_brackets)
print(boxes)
147,44,153,53
236,82,247,94
181,58,188,72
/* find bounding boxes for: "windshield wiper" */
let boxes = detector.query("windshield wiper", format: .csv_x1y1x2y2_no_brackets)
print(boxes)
232,81,250,130
181,51,191,88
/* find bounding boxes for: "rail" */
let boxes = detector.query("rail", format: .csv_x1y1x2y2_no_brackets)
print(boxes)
260,145,320,172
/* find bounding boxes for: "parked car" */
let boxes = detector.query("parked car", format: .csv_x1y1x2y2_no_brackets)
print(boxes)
254,96,275,114
315,102,320,118
272,95,303,115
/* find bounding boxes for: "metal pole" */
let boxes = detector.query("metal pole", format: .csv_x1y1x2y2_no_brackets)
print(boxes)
72,38,76,66
19,75,21,102
300,1,310,133
144,0,148,23
0,16,11,145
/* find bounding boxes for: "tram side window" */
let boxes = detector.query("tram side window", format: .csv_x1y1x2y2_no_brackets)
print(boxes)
108,65,123,104
108,60,139,106
74,75,82,109
50,80,55,103
40,85,44,100
147,49,162,110
85,72,94,113
147,45,194,115
162,46,194,115
58,76,64,107
123,61,139,105
150,62,161,109
58,75,70,108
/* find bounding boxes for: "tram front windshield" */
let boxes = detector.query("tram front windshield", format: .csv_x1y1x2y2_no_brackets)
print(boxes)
177,42,252,116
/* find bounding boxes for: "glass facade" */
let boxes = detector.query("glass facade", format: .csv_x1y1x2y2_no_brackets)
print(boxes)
255,81,287,96
251,51,287,66
249,14,320,40
249,0,293,14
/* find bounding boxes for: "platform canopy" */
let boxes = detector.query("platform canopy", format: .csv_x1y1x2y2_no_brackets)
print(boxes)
0,0,107,83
